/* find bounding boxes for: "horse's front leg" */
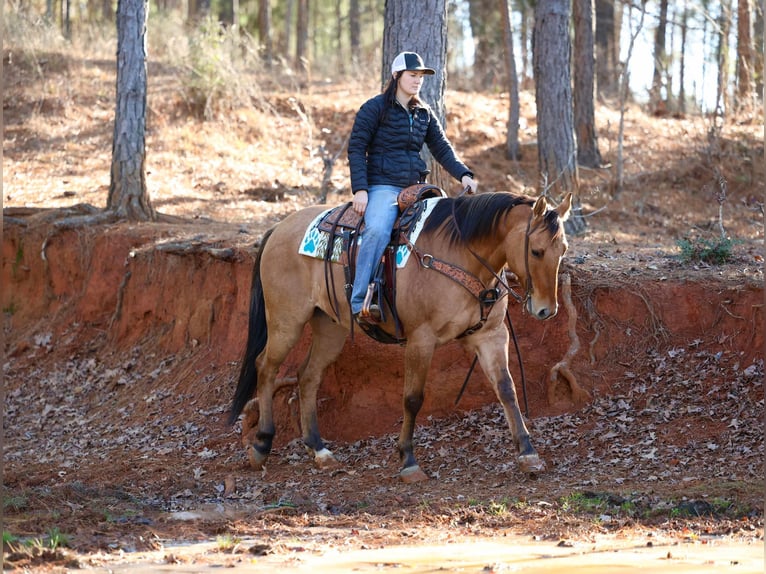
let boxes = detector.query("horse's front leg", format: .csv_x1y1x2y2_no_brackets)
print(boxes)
397,338,435,483
473,335,546,475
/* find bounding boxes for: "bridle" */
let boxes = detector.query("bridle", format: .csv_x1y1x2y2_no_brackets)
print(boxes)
451,187,536,312
445,187,542,416
518,210,535,305
404,188,538,335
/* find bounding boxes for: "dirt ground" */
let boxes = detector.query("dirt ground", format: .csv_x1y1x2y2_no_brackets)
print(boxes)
2,47,765,572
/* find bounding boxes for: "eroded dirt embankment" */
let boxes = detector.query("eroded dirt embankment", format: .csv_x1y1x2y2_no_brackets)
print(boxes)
3,217,763,443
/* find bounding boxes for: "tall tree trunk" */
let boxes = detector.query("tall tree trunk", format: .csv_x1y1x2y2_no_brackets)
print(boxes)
666,3,676,113
679,0,688,115
284,0,294,62
650,0,669,111
595,0,617,98
296,0,309,74
753,2,763,101
218,0,233,26
259,0,273,67
469,0,503,90
736,0,755,111
108,0,155,221
573,0,602,167
383,0,449,189
520,0,532,88
64,0,71,39
716,0,733,116
335,0,343,73
349,0,361,66
102,0,114,21
534,0,585,234
188,0,210,21
501,0,521,160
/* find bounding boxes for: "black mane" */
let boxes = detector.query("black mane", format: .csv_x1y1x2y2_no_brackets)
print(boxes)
422,192,537,246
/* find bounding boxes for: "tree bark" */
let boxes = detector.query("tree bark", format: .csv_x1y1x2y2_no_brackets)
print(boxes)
650,0,669,112
383,0,451,191
753,2,763,101
679,1,688,115
716,0,733,116
533,0,585,234
500,0,521,160
349,0,361,66
520,1,532,88
594,0,617,98
259,0,273,68
736,0,756,111
469,0,504,90
573,0,602,168
107,0,155,221
296,0,309,74
284,0,294,61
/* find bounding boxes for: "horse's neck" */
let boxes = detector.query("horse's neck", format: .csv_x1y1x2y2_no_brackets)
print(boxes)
421,234,507,281
469,214,530,281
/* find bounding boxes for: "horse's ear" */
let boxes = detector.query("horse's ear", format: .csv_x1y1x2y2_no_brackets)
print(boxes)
532,195,548,219
556,192,573,222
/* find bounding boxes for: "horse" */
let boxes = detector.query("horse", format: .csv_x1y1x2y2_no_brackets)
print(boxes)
230,190,572,482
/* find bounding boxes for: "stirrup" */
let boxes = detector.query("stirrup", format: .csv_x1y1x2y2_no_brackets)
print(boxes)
355,305,381,325
357,284,381,323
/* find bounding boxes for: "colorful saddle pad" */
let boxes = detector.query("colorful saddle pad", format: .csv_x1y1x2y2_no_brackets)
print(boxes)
298,196,443,269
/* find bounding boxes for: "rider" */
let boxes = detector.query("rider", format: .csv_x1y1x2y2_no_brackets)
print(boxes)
347,51,478,324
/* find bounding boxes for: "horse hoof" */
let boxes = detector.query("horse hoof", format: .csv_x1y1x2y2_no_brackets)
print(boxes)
518,454,546,474
400,465,429,483
247,446,267,470
314,448,339,469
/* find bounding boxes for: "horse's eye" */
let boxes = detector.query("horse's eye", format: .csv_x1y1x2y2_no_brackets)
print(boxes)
531,249,544,258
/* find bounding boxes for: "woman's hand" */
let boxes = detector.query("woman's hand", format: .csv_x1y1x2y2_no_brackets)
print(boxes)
353,190,368,215
461,175,478,194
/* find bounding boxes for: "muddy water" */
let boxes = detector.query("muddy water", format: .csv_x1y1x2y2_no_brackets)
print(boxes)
79,535,764,573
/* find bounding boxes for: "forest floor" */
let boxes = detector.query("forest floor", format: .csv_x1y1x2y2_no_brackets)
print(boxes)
2,46,765,572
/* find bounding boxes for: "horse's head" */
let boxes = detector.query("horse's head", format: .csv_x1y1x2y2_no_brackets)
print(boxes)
515,193,571,320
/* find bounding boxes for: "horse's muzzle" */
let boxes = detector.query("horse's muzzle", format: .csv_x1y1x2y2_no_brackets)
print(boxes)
528,300,558,320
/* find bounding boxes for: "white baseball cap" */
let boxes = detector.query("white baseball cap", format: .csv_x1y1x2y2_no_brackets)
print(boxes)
391,52,435,77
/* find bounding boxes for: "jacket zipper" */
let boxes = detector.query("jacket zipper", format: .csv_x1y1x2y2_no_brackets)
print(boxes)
402,103,415,184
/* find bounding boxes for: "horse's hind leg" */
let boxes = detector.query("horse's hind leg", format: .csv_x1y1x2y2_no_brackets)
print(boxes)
247,323,306,469
298,312,348,469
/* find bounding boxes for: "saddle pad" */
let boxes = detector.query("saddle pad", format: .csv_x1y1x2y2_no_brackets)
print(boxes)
298,197,443,268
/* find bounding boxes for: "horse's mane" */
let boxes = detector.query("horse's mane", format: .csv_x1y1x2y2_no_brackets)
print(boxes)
421,192,563,247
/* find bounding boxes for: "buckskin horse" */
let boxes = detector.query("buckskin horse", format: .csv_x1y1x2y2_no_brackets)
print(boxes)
230,189,572,482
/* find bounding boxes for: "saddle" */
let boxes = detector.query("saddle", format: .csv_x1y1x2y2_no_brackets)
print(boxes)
318,183,446,344
317,183,445,240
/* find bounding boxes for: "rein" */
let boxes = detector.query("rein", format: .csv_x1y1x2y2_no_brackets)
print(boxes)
454,308,529,417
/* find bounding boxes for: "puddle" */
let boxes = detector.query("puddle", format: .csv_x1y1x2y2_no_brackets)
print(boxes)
77,535,764,573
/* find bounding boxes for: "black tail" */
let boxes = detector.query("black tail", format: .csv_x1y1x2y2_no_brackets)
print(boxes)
229,228,274,424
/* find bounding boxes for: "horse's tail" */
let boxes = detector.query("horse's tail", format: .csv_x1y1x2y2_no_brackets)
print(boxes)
229,228,274,424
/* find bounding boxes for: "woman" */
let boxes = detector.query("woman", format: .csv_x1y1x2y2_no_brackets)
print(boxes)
347,51,478,324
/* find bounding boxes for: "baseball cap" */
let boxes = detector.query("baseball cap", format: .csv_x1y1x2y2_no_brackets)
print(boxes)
391,52,435,77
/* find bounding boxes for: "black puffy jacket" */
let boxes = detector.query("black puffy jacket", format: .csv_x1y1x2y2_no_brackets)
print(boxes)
347,94,473,193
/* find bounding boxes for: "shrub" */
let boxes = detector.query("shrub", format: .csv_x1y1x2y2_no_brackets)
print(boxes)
183,17,264,119
677,236,739,264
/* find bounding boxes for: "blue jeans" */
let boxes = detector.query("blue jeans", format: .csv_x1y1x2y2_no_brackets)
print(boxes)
350,185,401,314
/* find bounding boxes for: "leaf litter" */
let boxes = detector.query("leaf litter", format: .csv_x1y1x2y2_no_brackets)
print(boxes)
3,334,763,570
